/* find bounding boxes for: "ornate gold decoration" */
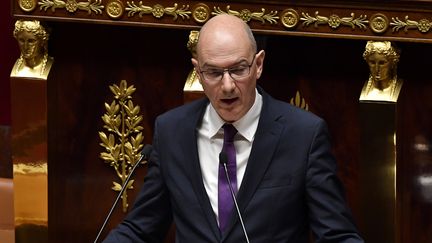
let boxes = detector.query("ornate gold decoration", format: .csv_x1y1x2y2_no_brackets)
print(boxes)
360,41,402,103
391,16,432,33
301,11,368,29
106,0,124,19
212,6,279,24
12,54,52,79
99,80,145,212
290,91,309,110
38,0,104,14
192,3,210,23
19,0,37,12
186,30,199,54
281,8,299,29
185,30,203,92
370,13,389,34
11,20,54,80
126,2,191,20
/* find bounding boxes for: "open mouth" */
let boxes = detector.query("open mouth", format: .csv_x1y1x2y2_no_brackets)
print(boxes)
221,97,238,105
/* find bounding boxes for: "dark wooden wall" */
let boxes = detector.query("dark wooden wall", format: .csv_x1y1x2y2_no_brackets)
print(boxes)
0,0,17,179
39,19,432,242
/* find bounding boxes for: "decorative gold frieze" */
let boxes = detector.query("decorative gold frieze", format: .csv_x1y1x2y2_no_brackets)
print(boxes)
99,80,145,212
391,16,432,33
212,6,279,24
290,91,309,110
126,2,191,20
19,0,38,12
192,3,210,23
281,8,299,29
301,11,368,29
38,0,104,14
106,0,124,19
370,13,389,34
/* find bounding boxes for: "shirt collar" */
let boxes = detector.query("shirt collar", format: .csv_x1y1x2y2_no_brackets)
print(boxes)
207,89,262,142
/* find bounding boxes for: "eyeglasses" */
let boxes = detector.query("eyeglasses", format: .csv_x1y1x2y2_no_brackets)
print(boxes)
199,55,256,83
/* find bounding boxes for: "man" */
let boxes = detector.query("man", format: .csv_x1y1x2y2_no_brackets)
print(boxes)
103,14,363,242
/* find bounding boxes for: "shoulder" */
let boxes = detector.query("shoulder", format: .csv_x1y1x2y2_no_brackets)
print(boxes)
261,89,324,126
156,97,208,123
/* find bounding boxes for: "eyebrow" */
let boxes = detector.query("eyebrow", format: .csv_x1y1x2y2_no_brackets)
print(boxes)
201,59,249,69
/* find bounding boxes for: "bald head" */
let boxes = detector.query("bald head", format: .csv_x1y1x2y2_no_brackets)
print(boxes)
196,14,257,59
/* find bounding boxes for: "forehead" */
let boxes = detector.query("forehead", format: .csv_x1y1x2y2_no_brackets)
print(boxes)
368,53,389,62
17,31,38,40
198,40,253,68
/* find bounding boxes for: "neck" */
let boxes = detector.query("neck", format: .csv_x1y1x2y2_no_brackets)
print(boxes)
23,54,44,68
372,78,395,91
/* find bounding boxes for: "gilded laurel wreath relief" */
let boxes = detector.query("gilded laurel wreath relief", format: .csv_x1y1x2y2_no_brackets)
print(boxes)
99,80,145,212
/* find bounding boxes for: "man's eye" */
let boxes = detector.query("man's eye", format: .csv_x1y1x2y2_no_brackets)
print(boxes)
230,66,248,75
206,70,223,77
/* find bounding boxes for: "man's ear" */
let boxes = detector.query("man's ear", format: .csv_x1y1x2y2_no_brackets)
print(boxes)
255,50,265,79
191,57,198,68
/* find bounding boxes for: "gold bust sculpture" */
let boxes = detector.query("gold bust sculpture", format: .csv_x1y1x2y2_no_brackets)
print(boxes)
11,20,54,80
184,30,203,92
359,41,402,103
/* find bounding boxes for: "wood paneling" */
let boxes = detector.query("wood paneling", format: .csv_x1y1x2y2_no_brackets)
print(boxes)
46,22,189,242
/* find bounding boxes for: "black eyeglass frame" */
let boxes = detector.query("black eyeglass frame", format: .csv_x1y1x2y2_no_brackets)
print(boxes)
198,55,257,83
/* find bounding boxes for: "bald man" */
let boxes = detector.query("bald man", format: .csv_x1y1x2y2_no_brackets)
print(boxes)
103,14,363,243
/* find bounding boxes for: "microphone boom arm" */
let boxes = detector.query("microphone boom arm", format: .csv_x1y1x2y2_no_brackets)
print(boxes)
220,152,250,243
94,144,153,243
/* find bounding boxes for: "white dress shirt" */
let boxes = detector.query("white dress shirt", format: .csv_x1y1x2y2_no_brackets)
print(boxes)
197,89,262,223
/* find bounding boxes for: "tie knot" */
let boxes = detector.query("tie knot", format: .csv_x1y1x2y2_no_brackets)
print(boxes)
223,124,237,143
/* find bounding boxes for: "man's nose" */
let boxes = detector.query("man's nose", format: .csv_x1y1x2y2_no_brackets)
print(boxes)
220,72,235,91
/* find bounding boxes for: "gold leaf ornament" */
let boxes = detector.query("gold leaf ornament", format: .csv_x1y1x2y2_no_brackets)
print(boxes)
99,80,145,212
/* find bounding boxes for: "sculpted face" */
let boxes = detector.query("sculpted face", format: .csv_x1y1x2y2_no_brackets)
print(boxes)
16,30,42,61
192,15,265,123
367,52,391,83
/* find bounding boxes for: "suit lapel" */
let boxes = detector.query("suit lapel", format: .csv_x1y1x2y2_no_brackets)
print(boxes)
178,99,221,240
222,91,284,239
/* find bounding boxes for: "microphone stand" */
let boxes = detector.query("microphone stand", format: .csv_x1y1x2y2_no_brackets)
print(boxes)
93,144,152,243
220,152,250,243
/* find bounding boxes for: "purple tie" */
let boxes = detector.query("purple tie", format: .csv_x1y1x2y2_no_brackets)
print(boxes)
218,123,238,232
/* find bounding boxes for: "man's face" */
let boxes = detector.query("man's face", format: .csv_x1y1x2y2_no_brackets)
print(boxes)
367,53,391,83
17,31,41,60
193,48,264,123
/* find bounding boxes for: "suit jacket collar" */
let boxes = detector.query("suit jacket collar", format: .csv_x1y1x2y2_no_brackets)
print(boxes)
175,98,222,240
177,87,284,241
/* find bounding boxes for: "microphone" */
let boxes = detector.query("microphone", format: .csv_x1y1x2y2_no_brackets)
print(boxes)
94,144,153,243
219,152,250,243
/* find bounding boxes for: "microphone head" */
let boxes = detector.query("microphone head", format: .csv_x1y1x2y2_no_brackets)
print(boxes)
141,144,153,159
219,151,228,165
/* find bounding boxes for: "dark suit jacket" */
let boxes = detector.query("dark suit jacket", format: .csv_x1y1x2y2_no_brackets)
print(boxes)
103,88,363,243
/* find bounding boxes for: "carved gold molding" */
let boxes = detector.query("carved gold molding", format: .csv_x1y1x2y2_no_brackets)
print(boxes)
212,5,279,24
16,1,432,40
19,0,38,12
126,2,191,20
370,13,389,34
99,80,144,212
301,11,368,29
192,3,210,23
391,16,432,33
281,8,299,29
38,0,104,14
106,0,124,19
